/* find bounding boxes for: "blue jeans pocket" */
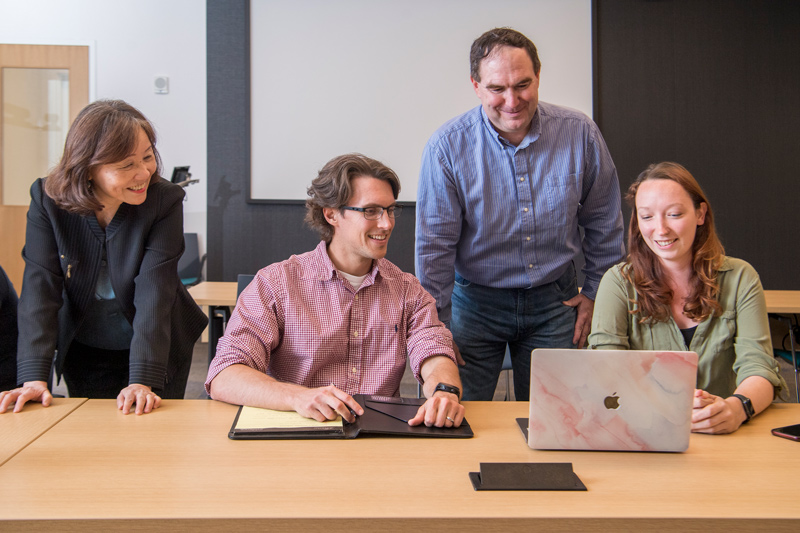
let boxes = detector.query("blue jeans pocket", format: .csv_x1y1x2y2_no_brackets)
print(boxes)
553,263,578,299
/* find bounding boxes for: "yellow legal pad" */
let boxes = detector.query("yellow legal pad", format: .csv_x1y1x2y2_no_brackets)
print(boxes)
234,405,344,430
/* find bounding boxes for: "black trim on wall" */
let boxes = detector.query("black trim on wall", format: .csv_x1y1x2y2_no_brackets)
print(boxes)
595,0,800,289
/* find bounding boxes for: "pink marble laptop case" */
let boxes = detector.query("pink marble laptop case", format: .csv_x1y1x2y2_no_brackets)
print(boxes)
528,349,698,452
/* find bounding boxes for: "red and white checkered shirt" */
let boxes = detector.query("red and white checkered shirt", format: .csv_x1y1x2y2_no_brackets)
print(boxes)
205,241,455,397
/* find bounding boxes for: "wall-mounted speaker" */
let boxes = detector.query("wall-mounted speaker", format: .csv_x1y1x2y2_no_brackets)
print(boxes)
154,76,169,94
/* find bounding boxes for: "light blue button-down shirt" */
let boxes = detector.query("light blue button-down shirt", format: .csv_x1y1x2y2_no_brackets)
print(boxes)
416,102,625,324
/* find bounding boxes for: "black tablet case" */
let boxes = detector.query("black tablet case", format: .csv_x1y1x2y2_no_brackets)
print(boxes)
229,394,473,439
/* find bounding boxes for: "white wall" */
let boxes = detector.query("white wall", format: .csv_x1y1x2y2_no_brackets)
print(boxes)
0,0,208,254
250,0,592,202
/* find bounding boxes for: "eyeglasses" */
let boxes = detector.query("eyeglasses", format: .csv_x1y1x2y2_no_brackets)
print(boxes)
341,205,403,220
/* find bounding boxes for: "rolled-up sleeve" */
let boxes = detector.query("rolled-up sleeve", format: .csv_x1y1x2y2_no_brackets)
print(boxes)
205,273,281,394
403,275,456,382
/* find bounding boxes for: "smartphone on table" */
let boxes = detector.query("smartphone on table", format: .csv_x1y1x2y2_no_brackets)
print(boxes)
771,423,800,441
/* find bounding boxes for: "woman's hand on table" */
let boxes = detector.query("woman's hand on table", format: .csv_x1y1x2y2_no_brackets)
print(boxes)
117,384,162,415
0,381,52,413
691,389,745,434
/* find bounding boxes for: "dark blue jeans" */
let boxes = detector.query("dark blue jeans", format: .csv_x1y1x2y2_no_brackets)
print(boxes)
451,264,578,401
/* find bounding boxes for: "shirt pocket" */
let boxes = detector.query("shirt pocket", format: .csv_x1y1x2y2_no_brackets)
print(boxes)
707,310,737,355
544,173,581,233
364,304,407,375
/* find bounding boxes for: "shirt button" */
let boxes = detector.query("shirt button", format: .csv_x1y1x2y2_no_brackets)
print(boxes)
519,177,525,182
351,367,357,374
528,264,533,268
526,236,531,241
354,295,358,300
353,331,359,337
523,207,529,212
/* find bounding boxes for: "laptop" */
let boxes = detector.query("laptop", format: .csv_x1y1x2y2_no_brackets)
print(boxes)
526,349,698,452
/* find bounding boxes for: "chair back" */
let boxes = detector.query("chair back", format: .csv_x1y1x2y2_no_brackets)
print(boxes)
178,233,203,286
237,274,255,297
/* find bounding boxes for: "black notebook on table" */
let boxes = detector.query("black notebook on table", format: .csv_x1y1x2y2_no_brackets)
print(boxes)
228,394,473,439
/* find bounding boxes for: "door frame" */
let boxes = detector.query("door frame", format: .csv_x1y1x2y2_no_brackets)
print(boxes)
0,43,92,292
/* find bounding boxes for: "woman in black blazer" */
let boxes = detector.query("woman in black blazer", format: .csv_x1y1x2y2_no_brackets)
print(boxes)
0,100,207,415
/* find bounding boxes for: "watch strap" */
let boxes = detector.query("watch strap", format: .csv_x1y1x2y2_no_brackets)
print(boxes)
434,382,461,400
731,393,754,423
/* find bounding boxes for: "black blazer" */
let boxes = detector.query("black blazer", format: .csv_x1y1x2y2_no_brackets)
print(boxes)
16,177,208,390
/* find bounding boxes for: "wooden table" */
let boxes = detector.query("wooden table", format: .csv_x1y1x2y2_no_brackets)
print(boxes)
764,291,800,401
187,282,238,307
189,283,800,315
0,398,86,466
765,290,800,314
1,400,799,530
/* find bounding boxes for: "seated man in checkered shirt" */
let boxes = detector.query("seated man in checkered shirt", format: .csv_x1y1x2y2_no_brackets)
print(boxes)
206,154,464,428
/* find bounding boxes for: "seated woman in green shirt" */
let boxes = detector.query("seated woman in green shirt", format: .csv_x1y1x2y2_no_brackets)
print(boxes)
589,162,785,434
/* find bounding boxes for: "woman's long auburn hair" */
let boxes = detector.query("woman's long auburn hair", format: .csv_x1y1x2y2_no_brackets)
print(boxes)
623,162,725,324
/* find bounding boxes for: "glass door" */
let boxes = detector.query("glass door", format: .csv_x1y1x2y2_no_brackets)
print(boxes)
0,44,89,292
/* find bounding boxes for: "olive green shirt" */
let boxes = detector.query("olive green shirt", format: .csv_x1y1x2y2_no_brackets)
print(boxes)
588,257,785,398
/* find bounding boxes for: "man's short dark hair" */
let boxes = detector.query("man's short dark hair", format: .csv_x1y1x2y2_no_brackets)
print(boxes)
305,153,401,242
470,27,541,81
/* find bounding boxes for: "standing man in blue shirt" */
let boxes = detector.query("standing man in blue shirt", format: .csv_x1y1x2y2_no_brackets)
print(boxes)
416,27,625,401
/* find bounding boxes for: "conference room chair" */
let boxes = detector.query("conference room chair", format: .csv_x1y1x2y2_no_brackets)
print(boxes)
226,273,255,333
237,274,255,298
178,233,205,287
770,313,800,403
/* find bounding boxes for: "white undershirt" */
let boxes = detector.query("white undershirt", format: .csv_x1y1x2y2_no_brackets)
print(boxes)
337,270,367,290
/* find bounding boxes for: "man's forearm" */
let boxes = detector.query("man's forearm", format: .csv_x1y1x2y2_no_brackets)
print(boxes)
419,355,462,399
208,363,301,410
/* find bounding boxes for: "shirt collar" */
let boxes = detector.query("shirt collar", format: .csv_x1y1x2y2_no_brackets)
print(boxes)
479,105,541,150
311,240,383,286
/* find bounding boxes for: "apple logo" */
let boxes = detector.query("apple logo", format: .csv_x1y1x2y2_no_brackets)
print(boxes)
604,392,620,410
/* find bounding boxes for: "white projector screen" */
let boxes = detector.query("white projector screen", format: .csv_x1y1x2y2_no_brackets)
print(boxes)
250,0,592,202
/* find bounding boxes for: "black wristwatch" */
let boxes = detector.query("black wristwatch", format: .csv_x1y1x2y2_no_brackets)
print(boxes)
731,394,755,424
434,382,461,400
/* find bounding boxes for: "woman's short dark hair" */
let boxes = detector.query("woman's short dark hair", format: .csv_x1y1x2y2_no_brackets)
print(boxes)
44,99,162,215
470,27,541,81
305,153,400,242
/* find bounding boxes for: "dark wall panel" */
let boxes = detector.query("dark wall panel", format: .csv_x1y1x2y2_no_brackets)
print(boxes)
596,0,800,289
